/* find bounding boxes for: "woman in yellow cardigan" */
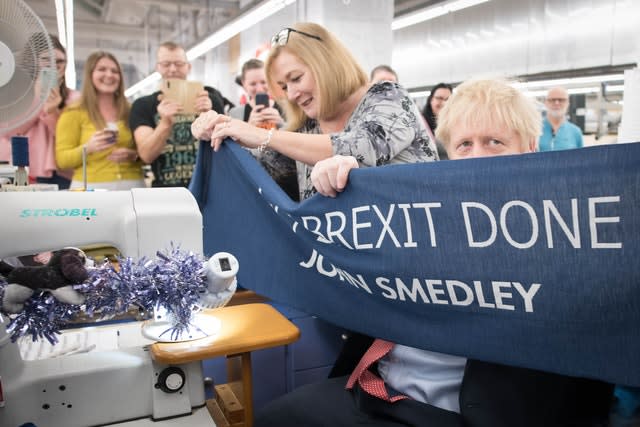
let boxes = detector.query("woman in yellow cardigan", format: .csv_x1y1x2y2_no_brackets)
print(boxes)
56,51,143,190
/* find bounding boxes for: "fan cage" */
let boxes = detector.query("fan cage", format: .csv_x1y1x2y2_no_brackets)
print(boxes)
0,0,57,134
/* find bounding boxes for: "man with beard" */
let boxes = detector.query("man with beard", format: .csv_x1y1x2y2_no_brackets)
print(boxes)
539,86,584,151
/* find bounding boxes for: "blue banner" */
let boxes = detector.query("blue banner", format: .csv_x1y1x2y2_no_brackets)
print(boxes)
191,141,640,387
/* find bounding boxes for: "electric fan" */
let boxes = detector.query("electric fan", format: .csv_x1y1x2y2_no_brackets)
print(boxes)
0,0,57,134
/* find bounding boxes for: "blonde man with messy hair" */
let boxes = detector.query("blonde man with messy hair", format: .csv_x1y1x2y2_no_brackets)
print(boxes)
436,79,540,156
192,22,437,201
267,78,613,427
265,22,369,131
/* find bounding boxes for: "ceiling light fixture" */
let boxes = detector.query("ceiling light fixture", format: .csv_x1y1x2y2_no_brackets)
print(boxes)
54,0,75,89
125,0,297,98
54,0,66,47
512,74,625,90
64,0,75,89
392,0,492,31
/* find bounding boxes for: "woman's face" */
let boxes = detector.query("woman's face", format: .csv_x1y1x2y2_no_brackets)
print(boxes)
91,56,120,96
38,48,67,81
271,50,318,119
430,88,451,117
242,67,269,100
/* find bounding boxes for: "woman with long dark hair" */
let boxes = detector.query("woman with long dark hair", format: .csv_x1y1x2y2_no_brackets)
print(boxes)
0,34,78,189
422,83,453,159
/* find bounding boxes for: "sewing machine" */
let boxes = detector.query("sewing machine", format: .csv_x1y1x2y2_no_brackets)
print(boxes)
0,188,222,426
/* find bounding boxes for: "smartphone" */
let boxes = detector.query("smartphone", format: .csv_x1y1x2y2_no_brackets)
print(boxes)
161,79,204,114
255,93,270,108
104,122,118,144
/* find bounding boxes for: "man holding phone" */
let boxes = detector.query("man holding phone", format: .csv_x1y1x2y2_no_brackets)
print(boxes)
129,41,227,187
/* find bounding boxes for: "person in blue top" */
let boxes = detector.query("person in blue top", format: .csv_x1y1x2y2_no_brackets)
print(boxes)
539,86,584,151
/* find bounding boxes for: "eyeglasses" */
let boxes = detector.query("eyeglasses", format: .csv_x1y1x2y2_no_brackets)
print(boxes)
157,61,188,69
271,28,322,47
546,98,568,104
39,57,67,66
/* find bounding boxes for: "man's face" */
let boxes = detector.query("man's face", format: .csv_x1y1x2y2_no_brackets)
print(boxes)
156,47,191,80
446,120,535,160
544,88,569,120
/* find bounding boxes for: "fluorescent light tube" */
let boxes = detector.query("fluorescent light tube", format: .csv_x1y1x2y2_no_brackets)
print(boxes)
126,0,297,97
392,0,492,31
64,0,75,89
55,0,66,47
512,74,625,90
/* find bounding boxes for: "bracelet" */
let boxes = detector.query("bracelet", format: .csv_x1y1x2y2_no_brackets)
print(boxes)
258,128,274,152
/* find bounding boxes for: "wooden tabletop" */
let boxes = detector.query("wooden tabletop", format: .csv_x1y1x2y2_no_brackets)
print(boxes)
150,303,300,364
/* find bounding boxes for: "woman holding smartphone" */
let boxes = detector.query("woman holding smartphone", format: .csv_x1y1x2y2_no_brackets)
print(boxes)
56,51,143,190
225,58,298,199
192,22,437,201
229,58,285,130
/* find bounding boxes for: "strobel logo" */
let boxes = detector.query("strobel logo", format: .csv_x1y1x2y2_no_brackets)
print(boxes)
20,208,98,218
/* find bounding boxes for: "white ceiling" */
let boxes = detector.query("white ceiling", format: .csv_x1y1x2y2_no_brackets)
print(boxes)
24,0,246,72
22,0,441,81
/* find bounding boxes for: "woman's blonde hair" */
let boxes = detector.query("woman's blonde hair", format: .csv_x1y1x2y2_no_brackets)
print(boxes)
70,51,129,129
436,79,541,151
265,22,368,130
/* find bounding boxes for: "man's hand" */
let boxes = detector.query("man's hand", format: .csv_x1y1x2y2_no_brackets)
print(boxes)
311,155,359,198
156,94,183,126
194,90,212,113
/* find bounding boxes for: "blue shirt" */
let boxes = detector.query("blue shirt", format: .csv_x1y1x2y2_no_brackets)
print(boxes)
539,118,584,151
378,345,466,412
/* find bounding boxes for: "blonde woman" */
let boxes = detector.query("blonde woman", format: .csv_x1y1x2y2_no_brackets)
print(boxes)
192,22,437,201
56,51,143,190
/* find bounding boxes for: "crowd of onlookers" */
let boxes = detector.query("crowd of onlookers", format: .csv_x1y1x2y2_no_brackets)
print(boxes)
0,25,634,427
0,28,585,193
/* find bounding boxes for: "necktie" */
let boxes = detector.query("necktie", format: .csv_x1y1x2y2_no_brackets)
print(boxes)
345,338,408,402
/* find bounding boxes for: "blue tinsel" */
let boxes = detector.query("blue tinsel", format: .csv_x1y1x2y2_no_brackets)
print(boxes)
0,246,209,343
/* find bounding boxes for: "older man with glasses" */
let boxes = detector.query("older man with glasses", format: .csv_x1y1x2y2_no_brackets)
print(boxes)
129,41,227,188
538,86,584,152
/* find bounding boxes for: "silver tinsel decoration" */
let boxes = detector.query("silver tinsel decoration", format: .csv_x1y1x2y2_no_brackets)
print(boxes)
0,246,208,343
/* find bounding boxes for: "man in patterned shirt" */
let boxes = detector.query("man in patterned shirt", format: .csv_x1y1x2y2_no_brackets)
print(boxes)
129,41,225,187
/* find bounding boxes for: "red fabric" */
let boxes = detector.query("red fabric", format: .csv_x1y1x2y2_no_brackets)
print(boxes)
345,338,408,402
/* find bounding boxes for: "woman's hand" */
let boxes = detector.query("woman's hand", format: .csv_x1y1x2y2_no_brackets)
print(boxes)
311,155,359,197
108,147,139,163
84,130,116,154
248,105,284,128
191,110,218,141
192,111,268,151
43,88,62,115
